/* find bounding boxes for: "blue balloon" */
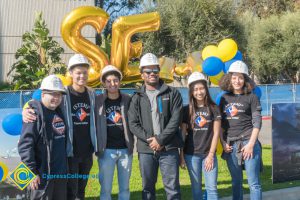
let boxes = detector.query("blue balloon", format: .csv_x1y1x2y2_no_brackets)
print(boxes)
224,59,239,73
2,113,23,136
215,91,228,106
253,86,262,100
32,89,42,101
233,50,243,60
0,167,3,181
202,57,224,76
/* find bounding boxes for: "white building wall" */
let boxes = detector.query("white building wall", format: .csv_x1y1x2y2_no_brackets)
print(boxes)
0,0,96,82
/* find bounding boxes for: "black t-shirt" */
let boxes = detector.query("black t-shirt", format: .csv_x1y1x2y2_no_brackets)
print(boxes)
42,104,67,174
69,86,93,158
182,105,221,155
219,93,262,138
105,96,127,149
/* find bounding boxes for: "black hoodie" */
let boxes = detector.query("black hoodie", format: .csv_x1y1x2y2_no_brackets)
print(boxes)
18,100,67,186
128,80,183,153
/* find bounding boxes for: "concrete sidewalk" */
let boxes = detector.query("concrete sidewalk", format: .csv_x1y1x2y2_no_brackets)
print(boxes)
221,186,300,200
258,118,272,145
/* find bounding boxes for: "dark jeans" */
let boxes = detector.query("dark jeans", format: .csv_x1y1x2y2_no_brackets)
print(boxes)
138,150,181,200
67,156,93,200
30,179,67,200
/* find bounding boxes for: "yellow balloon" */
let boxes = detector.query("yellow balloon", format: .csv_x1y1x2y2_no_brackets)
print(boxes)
217,38,238,62
186,51,203,72
61,6,110,86
216,139,223,155
209,71,224,86
202,45,220,60
121,66,142,83
23,101,29,110
56,74,72,86
129,41,143,59
174,63,191,76
159,57,175,82
0,162,8,182
111,12,160,83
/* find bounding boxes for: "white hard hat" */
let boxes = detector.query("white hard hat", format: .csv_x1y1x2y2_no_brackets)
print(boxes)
40,75,66,93
139,53,159,69
100,65,123,83
188,72,207,86
67,54,90,70
228,61,249,75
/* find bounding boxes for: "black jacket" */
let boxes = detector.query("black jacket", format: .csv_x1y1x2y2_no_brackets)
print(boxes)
128,80,183,153
18,100,67,178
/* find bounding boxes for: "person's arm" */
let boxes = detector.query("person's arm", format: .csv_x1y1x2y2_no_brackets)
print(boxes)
155,89,183,146
18,122,39,175
241,94,262,160
128,94,149,143
179,123,188,169
22,107,37,123
205,119,221,171
219,97,233,153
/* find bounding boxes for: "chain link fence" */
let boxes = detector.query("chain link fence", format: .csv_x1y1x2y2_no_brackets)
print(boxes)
0,84,299,116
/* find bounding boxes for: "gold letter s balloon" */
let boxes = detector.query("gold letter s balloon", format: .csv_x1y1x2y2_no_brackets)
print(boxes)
61,6,109,86
111,12,160,83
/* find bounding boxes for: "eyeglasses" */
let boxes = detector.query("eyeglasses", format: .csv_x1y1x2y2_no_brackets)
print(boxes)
142,68,160,75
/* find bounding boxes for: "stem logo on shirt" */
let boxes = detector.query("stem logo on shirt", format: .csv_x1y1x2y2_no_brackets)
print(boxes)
52,115,65,135
76,108,87,122
195,115,207,128
226,105,238,117
107,111,122,123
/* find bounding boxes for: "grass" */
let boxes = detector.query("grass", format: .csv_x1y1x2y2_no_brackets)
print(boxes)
85,146,300,199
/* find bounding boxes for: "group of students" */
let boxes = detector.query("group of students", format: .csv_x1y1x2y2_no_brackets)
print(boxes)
18,52,262,200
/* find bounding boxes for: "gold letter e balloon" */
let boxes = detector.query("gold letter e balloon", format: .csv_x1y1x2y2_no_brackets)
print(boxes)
61,6,161,86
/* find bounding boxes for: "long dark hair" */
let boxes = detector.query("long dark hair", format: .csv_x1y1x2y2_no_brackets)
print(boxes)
188,80,216,129
219,73,255,94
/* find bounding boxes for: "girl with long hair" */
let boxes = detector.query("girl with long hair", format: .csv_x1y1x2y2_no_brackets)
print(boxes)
180,72,221,200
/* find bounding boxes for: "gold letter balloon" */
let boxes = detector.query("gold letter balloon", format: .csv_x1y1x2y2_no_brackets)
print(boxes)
61,6,165,86
61,6,110,86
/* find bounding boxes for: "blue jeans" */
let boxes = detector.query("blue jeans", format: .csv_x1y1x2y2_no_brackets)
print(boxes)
222,140,262,200
138,150,181,200
184,154,218,200
98,148,133,200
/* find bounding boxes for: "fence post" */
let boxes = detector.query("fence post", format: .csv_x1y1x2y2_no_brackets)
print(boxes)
266,85,269,116
293,83,296,103
20,90,23,108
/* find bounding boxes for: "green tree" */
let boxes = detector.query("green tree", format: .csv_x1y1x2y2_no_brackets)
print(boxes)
236,0,297,18
139,0,244,62
95,0,143,46
8,12,66,90
247,12,300,83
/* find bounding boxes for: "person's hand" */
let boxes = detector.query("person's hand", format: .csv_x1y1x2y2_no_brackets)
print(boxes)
222,141,233,153
30,175,40,190
204,153,214,171
241,143,254,160
179,153,186,169
22,108,36,123
147,137,161,151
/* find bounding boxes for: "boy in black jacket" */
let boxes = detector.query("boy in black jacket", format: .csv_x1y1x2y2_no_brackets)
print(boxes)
128,53,183,200
18,75,67,200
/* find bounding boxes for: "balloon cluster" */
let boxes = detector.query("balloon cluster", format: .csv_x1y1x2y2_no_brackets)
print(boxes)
201,38,243,85
58,7,245,87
